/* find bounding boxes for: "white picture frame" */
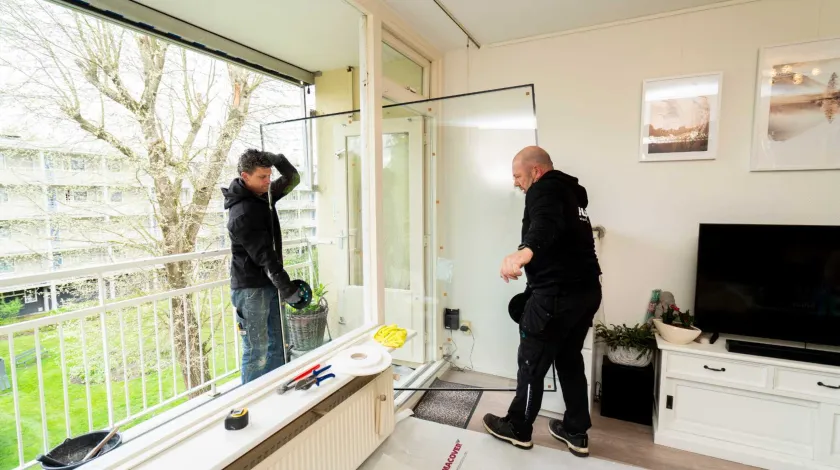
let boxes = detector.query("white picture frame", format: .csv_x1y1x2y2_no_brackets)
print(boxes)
751,37,840,172
639,72,723,162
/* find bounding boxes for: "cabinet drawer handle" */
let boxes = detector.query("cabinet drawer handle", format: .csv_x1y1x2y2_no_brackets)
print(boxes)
818,382,840,390
704,365,726,372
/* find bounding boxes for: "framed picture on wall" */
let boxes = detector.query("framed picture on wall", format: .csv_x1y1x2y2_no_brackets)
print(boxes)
639,72,723,162
751,37,840,171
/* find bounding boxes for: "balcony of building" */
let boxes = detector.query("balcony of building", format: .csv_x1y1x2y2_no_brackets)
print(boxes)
0,247,317,466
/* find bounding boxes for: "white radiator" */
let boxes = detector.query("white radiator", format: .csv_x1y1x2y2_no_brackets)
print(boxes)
253,369,395,470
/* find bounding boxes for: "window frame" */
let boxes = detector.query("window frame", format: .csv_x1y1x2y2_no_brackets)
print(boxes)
381,29,431,101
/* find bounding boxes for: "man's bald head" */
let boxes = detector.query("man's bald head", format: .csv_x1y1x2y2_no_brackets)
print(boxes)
514,146,554,170
512,146,554,193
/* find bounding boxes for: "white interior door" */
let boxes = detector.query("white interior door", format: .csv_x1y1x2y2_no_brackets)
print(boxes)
334,117,425,363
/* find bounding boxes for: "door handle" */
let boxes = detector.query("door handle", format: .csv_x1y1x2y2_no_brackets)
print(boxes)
703,365,726,372
818,382,840,390
337,230,349,249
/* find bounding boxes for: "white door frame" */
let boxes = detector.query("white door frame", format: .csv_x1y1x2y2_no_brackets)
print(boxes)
333,116,426,363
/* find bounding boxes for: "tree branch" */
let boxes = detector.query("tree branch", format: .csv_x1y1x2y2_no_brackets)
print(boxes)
183,65,261,243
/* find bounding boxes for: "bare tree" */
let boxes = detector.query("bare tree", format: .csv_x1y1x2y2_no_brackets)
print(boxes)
0,0,298,394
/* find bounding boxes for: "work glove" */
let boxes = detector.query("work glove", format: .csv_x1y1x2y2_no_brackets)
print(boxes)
266,268,299,302
283,288,302,305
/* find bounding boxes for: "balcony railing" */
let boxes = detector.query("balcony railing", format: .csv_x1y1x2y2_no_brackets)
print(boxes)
0,243,315,470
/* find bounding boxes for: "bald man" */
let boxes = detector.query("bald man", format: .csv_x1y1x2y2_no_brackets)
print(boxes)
483,146,602,458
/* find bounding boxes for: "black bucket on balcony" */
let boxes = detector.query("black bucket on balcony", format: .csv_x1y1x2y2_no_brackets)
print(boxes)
37,430,122,469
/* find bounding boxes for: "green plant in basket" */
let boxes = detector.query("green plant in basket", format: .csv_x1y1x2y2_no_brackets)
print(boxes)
595,322,656,360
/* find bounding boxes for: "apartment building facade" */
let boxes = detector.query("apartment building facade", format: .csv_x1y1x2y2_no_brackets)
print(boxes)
0,137,316,316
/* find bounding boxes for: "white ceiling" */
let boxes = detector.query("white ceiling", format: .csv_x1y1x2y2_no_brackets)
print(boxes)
385,0,732,50
129,0,733,75
134,0,362,73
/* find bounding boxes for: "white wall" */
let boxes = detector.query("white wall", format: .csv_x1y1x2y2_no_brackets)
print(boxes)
443,0,840,337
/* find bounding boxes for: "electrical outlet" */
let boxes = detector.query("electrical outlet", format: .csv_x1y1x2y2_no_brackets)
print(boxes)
460,321,471,331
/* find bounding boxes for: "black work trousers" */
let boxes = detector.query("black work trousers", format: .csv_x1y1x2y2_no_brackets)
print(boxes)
507,282,602,439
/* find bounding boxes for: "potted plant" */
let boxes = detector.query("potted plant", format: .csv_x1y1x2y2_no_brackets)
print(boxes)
653,304,702,345
285,283,329,352
595,322,656,367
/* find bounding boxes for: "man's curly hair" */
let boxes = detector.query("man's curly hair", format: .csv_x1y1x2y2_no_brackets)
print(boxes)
238,149,273,174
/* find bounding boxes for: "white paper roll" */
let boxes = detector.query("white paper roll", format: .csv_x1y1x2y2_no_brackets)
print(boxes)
331,345,392,376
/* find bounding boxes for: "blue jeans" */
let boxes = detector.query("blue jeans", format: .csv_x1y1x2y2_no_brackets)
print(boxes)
231,286,286,384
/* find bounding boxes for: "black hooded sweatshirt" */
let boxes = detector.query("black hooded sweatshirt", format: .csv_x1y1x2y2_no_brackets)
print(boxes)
521,170,601,291
222,154,300,298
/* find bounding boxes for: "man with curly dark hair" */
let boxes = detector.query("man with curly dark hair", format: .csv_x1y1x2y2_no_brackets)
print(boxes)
222,149,303,383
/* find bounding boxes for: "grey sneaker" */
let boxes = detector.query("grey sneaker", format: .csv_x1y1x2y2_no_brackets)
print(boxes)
482,414,533,450
548,419,589,457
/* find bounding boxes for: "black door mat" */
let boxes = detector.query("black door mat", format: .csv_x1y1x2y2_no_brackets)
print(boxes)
412,379,483,429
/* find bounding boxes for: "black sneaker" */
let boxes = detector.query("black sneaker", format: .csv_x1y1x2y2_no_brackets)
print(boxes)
548,419,589,457
482,414,533,450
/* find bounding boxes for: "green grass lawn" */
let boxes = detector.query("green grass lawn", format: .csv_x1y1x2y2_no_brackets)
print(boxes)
0,290,241,469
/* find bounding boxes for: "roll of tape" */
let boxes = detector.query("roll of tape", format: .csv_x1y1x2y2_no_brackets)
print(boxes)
333,346,382,368
331,345,391,376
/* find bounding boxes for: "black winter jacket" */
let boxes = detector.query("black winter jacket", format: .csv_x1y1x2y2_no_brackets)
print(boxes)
222,154,300,298
521,170,601,291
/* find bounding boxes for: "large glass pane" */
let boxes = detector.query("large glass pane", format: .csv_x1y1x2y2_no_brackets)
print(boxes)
385,86,539,393
383,42,424,93
262,112,371,339
0,0,363,464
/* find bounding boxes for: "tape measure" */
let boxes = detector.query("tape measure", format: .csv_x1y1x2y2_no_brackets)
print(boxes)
224,408,249,431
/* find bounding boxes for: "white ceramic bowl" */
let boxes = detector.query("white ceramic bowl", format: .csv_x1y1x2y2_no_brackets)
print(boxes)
653,318,702,345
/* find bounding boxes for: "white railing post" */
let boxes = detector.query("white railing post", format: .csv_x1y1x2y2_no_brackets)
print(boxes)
231,294,239,374
209,288,217,379
80,316,93,432
98,275,114,427
168,297,177,395
182,294,192,391
220,287,228,374
138,306,148,410
58,321,72,438
154,300,163,404
119,307,130,418
35,327,49,454
198,293,205,385
9,334,24,467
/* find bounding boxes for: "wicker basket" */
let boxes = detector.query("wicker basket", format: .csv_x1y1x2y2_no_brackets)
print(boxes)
606,346,653,367
285,297,329,351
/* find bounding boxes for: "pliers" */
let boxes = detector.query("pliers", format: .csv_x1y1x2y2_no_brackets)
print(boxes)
278,364,321,394
294,365,335,391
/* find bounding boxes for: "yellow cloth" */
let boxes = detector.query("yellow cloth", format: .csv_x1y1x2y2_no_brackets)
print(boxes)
374,324,407,348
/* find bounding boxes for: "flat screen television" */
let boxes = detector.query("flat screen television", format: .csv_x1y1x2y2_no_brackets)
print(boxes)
694,223,840,346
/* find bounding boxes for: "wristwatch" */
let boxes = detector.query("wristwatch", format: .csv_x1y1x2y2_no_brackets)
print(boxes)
518,242,533,252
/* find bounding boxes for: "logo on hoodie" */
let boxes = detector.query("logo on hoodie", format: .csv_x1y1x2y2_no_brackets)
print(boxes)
578,207,590,223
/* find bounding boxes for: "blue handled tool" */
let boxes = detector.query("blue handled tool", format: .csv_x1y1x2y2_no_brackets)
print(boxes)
295,365,335,391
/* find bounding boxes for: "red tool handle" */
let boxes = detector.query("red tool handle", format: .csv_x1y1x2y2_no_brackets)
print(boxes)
290,364,319,383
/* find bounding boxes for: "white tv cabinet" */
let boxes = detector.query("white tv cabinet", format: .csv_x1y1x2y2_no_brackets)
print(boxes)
654,334,840,470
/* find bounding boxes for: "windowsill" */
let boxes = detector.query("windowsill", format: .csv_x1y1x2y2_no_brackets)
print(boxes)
86,323,415,469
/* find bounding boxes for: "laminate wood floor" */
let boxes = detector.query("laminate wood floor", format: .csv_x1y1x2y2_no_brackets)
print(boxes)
441,370,761,470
